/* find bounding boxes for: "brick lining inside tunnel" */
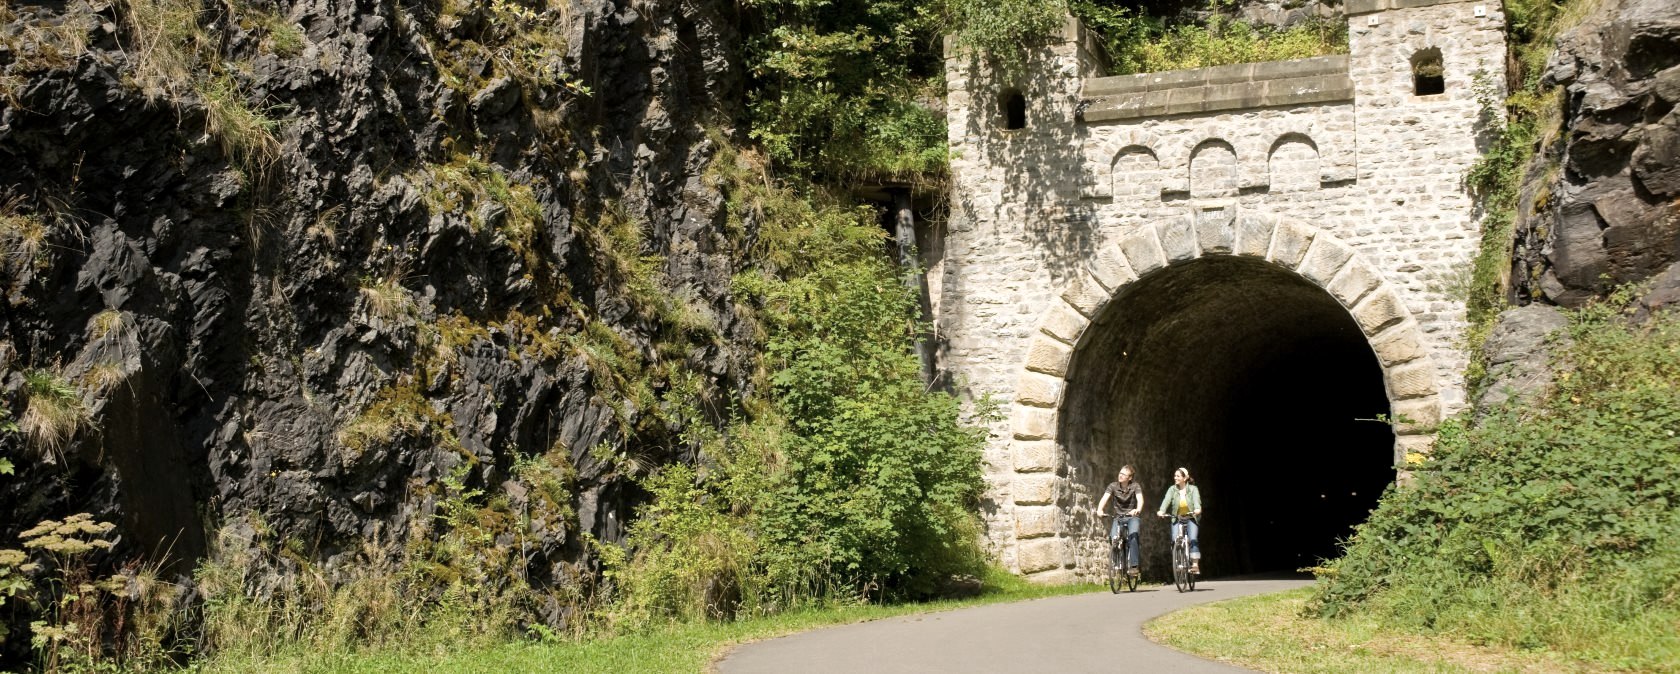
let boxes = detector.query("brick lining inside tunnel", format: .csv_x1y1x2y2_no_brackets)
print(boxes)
1062,255,1394,579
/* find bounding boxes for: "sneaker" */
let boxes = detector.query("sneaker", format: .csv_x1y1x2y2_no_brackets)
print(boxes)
1128,568,1140,577
1190,562,1200,574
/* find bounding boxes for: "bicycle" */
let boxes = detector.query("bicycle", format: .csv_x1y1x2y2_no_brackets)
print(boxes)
1163,514,1198,593
1103,514,1140,593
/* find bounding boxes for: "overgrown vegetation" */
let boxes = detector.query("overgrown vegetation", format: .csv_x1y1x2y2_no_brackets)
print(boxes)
118,0,281,172
599,142,993,628
1311,295,1680,670
945,0,1347,75
1461,0,1600,388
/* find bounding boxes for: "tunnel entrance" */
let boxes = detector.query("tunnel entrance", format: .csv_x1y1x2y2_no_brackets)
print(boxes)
1063,255,1394,580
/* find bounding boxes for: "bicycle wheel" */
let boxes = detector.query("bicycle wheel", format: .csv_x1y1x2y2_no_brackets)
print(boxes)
1126,545,1140,592
1172,537,1188,592
1108,542,1123,594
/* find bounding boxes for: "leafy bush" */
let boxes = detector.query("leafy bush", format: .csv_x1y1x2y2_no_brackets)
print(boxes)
603,147,990,627
1312,300,1680,669
1075,3,1346,75
744,0,949,181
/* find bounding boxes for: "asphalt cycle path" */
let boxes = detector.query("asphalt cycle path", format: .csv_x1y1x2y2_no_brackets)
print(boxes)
716,575,1312,674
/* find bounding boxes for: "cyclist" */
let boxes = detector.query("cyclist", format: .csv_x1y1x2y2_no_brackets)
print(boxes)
1096,465,1143,576
1156,467,1203,574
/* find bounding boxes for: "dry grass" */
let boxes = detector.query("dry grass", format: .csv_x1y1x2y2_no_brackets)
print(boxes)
20,368,91,463
0,210,50,276
359,273,418,322
88,309,135,342
118,0,209,101
1147,587,1600,673
81,359,132,395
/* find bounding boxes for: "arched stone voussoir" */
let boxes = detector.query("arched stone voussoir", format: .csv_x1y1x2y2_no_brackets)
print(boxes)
1038,298,1090,345
1155,217,1200,263
1061,271,1112,318
1391,394,1443,434
1266,219,1317,269
1016,370,1066,408
1118,225,1169,276
1353,285,1410,337
1297,235,1355,286
1234,213,1279,258
1087,243,1138,292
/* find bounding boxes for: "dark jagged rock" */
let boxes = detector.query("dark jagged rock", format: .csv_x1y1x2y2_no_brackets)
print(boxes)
0,0,752,640
1511,0,1680,307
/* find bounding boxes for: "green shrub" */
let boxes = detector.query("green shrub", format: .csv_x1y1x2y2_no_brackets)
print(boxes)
603,147,990,628
1311,300,1680,669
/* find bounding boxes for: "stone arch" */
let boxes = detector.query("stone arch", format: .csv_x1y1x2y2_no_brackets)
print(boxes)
1110,145,1160,200
1005,212,1440,577
1189,139,1239,198
1268,133,1321,193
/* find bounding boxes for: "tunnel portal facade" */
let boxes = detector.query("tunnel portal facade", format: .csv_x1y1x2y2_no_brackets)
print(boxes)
935,0,1507,580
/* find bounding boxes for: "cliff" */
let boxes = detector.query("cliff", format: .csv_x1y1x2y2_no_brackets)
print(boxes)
0,0,751,609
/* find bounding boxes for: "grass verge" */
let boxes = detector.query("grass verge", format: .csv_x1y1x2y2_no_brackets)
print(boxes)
1146,588,1604,673
199,571,1101,674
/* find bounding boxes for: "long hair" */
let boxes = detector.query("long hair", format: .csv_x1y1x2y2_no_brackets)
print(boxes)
1174,467,1195,485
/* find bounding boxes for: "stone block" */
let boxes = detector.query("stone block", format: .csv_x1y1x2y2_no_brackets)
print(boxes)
1298,237,1353,286
1327,259,1382,308
1012,440,1062,472
1016,538,1068,574
1157,218,1200,262
1354,287,1409,335
1011,405,1059,441
1016,371,1065,408
1013,473,1062,506
1195,203,1237,254
1023,336,1074,377
1385,360,1437,400
1088,245,1137,291
1120,227,1169,275
1203,82,1266,112
1394,434,1436,467
1370,325,1426,366
1061,272,1112,318
1392,396,1441,433
1014,506,1062,538
1163,87,1207,116
1234,215,1276,258
1039,300,1090,344
1267,221,1316,269
1253,55,1347,80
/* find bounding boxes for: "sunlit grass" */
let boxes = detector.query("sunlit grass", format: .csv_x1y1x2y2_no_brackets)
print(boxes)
1148,588,1604,673
202,570,1102,674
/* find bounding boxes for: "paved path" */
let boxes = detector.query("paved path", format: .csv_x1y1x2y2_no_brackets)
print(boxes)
716,575,1312,674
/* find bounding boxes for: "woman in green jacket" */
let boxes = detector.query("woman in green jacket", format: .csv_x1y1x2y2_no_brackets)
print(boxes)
1157,467,1203,574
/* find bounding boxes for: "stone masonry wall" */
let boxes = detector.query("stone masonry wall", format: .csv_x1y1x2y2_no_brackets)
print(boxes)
939,0,1507,578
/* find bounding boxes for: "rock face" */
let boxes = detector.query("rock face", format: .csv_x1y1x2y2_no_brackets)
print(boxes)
1511,0,1680,307
0,0,751,612
1476,304,1570,410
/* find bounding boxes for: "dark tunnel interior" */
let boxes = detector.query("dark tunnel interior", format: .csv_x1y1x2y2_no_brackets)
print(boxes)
1063,256,1395,580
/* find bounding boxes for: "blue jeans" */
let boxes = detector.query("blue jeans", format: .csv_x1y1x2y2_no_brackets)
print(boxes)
1107,516,1140,568
1172,517,1201,561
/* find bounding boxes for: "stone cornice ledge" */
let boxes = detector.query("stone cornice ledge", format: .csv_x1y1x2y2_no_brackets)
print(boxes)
1345,0,1486,15
1078,55,1352,122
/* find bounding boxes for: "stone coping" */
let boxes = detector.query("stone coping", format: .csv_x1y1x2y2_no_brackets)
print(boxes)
1346,0,1487,15
1079,56,1352,122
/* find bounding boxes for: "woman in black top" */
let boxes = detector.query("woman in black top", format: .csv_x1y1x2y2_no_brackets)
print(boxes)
1095,465,1144,574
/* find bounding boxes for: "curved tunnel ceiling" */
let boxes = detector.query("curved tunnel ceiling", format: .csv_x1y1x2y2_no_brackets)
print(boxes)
1063,255,1394,579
